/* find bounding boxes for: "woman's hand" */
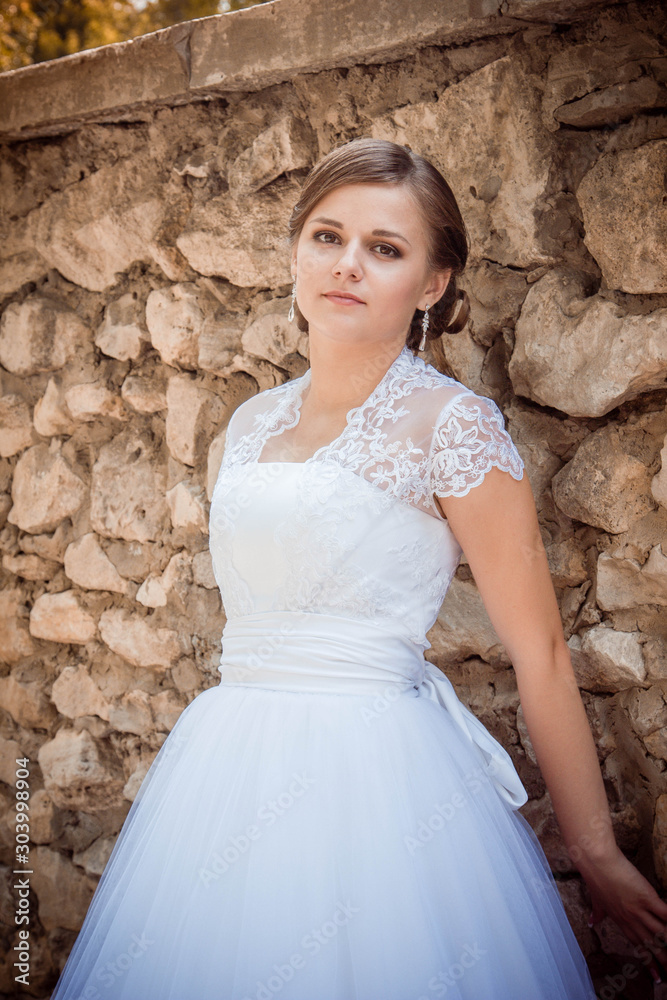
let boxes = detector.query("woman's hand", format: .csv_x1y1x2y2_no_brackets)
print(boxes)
436,466,667,988
580,846,667,986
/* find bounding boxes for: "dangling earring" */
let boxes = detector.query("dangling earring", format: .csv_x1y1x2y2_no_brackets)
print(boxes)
288,278,296,323
419,304,429,351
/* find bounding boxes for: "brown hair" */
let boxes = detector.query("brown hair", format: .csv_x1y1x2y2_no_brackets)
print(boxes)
286,137,471,358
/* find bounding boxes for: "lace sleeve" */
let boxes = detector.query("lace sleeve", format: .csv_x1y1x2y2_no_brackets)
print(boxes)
220,394,264,464
221,405,242,462
428,391,524,500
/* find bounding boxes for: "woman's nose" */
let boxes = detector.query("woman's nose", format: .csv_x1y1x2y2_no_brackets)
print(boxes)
332,241,362,279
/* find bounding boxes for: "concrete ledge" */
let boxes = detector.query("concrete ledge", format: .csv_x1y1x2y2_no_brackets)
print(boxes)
0,0,620,142
0,24,192,142
188,0,517,90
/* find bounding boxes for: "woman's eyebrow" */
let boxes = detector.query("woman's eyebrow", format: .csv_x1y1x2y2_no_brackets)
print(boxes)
372,228,411,247
309,216,412,247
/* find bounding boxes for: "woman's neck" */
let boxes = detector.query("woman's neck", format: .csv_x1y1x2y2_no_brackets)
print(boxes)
303,338,405,415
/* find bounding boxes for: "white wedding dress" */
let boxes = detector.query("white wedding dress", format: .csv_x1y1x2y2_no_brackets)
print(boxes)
51,344,597,999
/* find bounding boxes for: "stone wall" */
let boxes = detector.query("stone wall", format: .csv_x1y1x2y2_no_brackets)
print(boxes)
1,0,666,995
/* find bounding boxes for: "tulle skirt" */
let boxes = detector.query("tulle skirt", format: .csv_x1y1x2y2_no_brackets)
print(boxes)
49,671,597,1000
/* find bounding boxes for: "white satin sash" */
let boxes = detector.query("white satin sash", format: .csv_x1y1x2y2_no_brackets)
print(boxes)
218,610,528,810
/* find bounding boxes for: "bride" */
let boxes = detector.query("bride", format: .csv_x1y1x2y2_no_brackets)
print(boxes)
50,137,667,999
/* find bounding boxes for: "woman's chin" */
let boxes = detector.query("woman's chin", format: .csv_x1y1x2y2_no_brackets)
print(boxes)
303,318,371,341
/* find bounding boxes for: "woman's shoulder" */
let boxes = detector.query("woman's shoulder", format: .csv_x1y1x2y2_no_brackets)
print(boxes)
409,356,497,423
231,372,300,420
421,364,525,495
223,375,299,453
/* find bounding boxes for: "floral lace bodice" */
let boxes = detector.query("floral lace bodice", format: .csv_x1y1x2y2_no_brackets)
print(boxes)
209,345,524,650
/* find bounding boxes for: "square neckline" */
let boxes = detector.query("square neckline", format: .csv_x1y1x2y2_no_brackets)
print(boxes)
255,344,415,466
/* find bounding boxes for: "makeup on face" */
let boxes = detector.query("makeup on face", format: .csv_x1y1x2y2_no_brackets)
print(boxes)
292,182,441,343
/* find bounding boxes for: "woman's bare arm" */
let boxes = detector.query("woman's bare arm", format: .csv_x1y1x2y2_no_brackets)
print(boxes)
435,467,667,983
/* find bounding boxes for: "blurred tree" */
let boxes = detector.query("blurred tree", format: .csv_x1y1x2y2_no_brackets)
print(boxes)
0,0,268,71
219,0,266,10
1,1,140,69
138,0,222,31
1,1,38,68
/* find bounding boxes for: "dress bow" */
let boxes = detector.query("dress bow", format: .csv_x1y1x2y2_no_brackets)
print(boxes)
419,661,528,810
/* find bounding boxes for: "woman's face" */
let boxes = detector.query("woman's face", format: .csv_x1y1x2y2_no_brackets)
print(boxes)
291,182,451,349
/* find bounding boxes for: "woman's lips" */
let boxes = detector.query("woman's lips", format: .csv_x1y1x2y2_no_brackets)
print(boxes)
323,293,365,305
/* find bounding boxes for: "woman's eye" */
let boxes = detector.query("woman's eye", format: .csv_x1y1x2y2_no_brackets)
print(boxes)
374,243,400,257
312,232,400,257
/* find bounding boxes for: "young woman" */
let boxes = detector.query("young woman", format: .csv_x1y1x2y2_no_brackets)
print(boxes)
50,138,667,999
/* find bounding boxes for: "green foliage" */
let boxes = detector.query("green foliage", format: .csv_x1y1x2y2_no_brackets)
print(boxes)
0,0,269,72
